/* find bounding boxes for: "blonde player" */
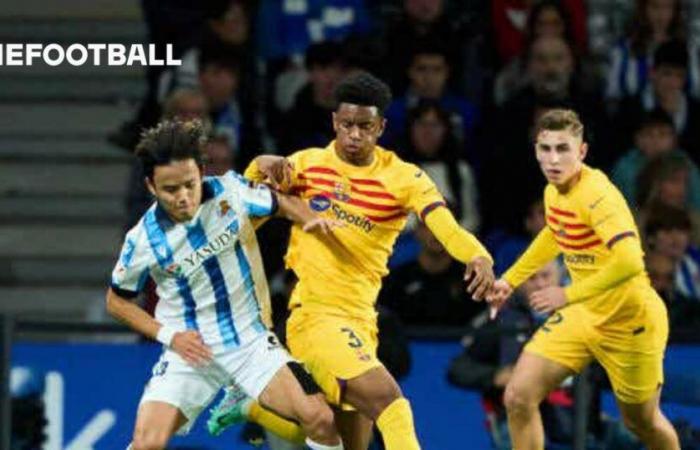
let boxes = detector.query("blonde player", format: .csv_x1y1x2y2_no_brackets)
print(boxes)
488,109,680,450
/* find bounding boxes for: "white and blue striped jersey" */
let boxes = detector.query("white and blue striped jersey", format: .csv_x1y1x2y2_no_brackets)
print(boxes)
111,171,277,351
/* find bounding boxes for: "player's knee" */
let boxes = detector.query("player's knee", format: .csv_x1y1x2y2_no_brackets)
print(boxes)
132,427,170,450
621,411,655,437
297,400,337,439
370,388,403,419
504,382,536,417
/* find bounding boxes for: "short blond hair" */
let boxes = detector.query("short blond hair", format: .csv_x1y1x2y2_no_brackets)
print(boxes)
535,109,584,138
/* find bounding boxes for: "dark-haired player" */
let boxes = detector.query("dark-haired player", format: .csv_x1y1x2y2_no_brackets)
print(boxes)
209,72,494,449
106,120,345,450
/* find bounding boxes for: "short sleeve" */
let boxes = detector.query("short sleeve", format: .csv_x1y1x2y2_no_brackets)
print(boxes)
229,172,278,218
403,166,447,220
588,190,638,249
110,230,151,298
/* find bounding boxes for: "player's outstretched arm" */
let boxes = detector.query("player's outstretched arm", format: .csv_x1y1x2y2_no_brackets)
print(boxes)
244,155,294,192
423,206,495,300
501,226,560,289
106,289,212,366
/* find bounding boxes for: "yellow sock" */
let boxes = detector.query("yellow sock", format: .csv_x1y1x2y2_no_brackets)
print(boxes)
248,401,306,444
376,397,421,450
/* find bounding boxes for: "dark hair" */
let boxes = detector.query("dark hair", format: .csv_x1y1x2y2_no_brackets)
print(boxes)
629,0,685,56
135,119,208,179
644,202,692,234
305,41,344,70
334,71,392,115
409,38,451,66
636,152,690,205
405,100,464,219
635,108,675,133
204,0,249,21
525,0,576,49
653,39,688,69
535,108,584,138
198,44,241,74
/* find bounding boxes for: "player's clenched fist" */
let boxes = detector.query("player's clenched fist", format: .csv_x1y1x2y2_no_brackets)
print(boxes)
464,256,495,301
171,330,213,367
257,155,294,191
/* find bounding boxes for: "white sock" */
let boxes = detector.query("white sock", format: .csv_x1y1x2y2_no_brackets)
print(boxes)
305,437,344,449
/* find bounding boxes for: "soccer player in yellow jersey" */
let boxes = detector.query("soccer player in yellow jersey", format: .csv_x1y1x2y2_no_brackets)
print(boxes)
487,109,680,450
210,72,495,449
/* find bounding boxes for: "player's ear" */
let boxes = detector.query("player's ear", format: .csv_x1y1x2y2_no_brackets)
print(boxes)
377,117,387,137
145,177,156,196
332,112,339,132
579,142,588,161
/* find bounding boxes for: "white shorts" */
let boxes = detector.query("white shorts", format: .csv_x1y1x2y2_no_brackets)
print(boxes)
139,330,292,435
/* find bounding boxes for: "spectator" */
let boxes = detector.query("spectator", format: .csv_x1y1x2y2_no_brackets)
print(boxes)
614,39,700,163
490,0,587,66
605,0,693,101
402,101,480,232
257,0,371,133
378,217,484,327
107,0,209,150
611,108,700,209
493,0,583,106
277,41,346,154
197,46,255,170
204,132,235,176
383,40,479,165
636,153,700,244
382,0,467,95
644,203,700,301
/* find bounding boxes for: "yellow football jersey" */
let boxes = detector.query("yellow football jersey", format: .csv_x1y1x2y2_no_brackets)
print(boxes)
272,142,446,320
540,165,653,323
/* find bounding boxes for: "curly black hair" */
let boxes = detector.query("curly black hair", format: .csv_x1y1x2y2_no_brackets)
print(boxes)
135,119,208,179
334,71,392,115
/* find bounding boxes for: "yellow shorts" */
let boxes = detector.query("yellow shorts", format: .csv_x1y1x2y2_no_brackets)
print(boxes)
525,296,669,404
286,307,381,408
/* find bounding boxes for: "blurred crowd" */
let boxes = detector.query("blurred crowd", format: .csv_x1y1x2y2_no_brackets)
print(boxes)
113,0,700,335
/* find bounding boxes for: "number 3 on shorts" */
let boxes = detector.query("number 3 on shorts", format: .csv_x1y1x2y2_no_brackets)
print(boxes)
341,327,363,348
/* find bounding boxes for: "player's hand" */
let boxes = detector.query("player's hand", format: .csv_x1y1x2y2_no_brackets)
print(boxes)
171,330,212,367
529,286,567,314
486,278,513,319
257,155,293,191
302,217,345,234
464,256,495,301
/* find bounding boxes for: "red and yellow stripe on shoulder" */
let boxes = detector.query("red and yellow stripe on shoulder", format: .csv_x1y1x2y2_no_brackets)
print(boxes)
297,166,407,223
546,206,602,250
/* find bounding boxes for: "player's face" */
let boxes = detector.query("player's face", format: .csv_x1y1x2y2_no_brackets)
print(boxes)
333,103,385,166
147,159,203,222
535,128,587,190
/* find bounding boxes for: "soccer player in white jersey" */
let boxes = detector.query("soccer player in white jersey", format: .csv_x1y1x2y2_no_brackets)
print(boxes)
106,120,344,450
